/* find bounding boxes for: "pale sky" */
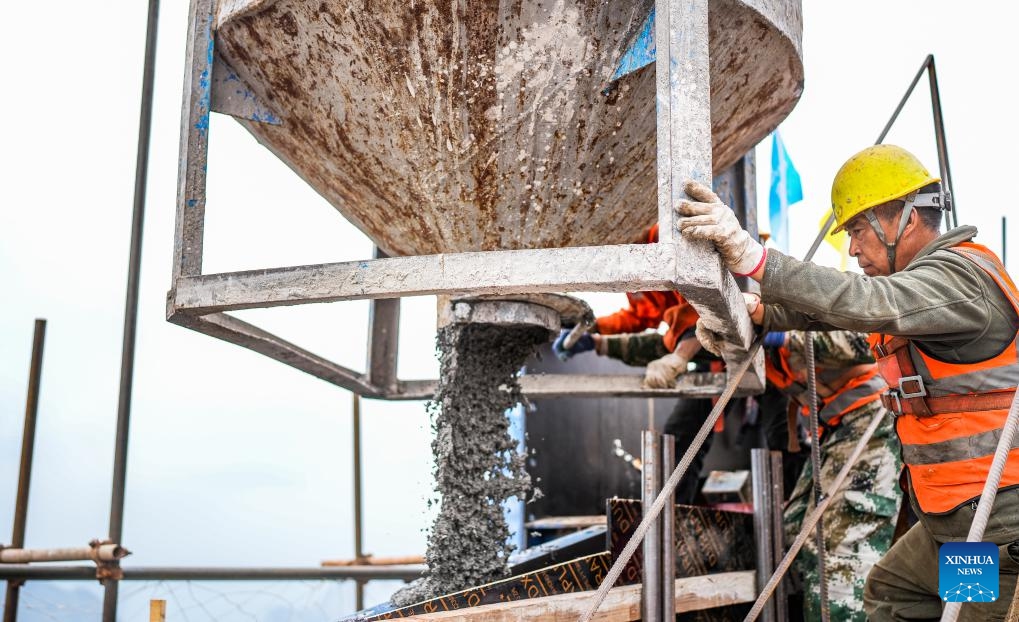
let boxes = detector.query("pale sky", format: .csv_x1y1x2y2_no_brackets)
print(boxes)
2,1,1018,620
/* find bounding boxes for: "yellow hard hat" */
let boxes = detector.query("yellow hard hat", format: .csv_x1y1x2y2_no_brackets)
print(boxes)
830,145,941,232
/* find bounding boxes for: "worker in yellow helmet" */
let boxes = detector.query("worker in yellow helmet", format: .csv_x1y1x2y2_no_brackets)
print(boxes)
682,144,1019,620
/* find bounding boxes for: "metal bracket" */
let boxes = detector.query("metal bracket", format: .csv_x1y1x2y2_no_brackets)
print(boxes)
0,544,25,588
90,539,127,584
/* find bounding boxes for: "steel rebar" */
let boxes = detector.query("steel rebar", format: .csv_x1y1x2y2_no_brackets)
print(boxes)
743,407,886,622
874,55,957,227
1003,216,1008,267
804,333,830,621
578,337,763,622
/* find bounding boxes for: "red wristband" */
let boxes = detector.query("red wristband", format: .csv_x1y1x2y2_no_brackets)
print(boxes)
733,248,767,278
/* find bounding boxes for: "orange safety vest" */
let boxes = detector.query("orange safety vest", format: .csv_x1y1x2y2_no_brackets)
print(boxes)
871,242,1019,514
765,343,886,428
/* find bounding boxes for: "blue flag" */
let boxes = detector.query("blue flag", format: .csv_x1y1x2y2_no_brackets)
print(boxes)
769,132,803,253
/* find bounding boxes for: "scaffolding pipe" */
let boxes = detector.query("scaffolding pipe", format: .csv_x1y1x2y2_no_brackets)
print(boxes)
926,56,958,229
0,545,128,565
0,565,423,582
4,319,46,622
103,0,159,618
352,393,366,610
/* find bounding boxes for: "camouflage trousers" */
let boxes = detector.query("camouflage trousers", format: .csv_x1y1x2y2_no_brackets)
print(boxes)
783,401,903,621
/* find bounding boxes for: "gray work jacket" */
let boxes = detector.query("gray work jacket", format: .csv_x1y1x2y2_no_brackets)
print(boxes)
762,226,1016,364
758,225,1019,541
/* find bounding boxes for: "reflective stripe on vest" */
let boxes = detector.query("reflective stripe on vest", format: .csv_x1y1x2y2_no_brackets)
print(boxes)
872,242,1019,514
766,349,884,425
821,372,886,421
902,425,1019,465
911,353,1019,397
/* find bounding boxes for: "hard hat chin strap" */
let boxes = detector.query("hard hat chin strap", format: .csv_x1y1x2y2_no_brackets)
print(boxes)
864,191,919,274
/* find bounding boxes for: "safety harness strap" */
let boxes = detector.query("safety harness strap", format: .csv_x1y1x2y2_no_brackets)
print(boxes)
881,389,1017,416
876,334,1019,415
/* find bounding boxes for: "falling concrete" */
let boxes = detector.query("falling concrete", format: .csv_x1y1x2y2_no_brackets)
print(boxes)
392,323,547,606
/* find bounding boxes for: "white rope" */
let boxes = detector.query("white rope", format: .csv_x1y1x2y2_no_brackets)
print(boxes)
743,406,887,622
940,388,1019,622
577,338,763,622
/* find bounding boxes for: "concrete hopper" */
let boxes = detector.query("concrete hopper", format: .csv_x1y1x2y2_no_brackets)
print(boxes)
169,0,802,398
212,0,802,256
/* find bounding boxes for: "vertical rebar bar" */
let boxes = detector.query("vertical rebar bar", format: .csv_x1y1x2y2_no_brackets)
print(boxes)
641,431,661,622
352,393,365,611
103,1,160,619
581,338,764,622
4,320,47,622
804,334,830,621
661,434,675,621
743,408,886,622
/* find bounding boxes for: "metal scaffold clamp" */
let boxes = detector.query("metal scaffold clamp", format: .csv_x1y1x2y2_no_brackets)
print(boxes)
90,539,130,584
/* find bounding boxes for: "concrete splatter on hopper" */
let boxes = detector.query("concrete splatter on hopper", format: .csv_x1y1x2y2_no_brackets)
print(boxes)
213,0,803,256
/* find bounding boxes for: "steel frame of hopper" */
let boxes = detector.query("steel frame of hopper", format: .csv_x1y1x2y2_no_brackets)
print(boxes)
167,0,765,400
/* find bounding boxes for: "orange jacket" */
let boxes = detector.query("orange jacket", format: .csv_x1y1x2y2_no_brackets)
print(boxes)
872,242,1019,514
594,224,697,351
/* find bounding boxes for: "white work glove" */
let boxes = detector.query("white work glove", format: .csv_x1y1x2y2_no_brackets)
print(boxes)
676,180,766,277
695,294,761,357
695,319,725,357
643,352,690,389
743,292,764,325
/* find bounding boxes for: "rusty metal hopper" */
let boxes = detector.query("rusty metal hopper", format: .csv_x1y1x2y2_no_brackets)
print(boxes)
213,0,802,256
